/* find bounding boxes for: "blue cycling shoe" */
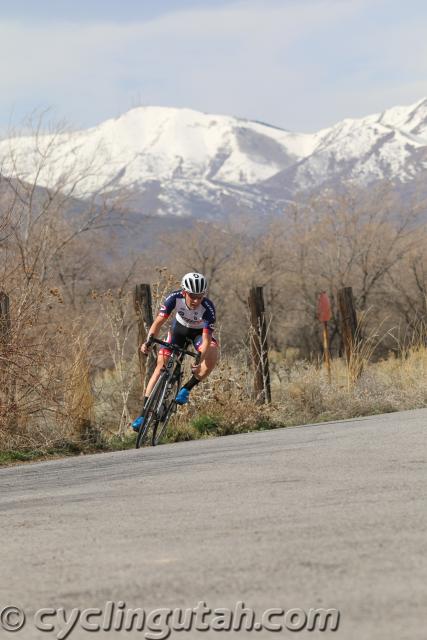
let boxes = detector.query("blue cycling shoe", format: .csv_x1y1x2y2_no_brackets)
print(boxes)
131,416,145,432
175,387,190,405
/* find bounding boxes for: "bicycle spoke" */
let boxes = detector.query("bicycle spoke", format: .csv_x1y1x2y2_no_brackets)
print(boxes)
152,376,180,446
136,375,164,449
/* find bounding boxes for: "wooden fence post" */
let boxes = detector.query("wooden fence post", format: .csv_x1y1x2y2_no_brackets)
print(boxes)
337,287,358,364
248,286,271,404
133,284,156,387
317,291,332,383
0,291,11,346
0,291,16,428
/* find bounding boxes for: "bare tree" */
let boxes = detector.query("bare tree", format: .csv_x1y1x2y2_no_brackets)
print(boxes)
0,113,129,438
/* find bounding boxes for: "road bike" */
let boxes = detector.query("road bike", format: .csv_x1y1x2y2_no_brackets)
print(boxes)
135,337,198,449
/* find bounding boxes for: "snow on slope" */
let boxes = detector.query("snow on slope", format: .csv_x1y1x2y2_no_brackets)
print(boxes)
282,98,427,190
0,107,319,198
0,99,427,217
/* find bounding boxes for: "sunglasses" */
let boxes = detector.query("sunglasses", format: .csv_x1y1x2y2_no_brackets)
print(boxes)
185,292,204,300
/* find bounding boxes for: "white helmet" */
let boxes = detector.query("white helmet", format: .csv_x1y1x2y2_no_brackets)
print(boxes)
181,272,208,295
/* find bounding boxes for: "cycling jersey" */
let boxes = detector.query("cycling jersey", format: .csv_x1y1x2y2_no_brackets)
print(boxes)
159,290,216,334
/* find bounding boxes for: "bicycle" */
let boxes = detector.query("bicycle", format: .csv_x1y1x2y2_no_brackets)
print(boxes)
135,337,198,449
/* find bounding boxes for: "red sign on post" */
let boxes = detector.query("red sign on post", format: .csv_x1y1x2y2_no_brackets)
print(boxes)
318,291,331,323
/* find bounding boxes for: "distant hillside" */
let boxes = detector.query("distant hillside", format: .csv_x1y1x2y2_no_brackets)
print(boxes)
1,99,427,221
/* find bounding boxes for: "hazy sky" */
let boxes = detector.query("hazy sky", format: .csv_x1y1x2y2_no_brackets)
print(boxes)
1,0,427,133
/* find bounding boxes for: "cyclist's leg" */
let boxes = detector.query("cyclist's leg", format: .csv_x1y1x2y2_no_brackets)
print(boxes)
145,350,169,397
192,333,219,380
131,338,171,431
145,324,188,396
176,333,219,404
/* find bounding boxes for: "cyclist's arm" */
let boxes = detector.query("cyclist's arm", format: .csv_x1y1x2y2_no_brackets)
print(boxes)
147,314,168,339
141,315,168,353
199,299,216,364
142,291,178,351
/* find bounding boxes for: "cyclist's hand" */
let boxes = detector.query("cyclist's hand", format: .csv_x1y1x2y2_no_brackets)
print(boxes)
141,337,153,355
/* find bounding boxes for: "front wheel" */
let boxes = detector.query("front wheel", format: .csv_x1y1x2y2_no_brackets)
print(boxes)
135,375,165,449
151,377,180,446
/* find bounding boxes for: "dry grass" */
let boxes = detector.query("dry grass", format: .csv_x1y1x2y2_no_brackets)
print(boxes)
2,317,427,460
62,336,97,442
136,341,427,445
274,344,427,424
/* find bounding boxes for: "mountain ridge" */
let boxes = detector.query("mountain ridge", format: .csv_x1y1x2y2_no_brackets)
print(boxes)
1,99,427,220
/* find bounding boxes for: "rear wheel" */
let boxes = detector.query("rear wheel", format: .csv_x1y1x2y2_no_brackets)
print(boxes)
152,376,180,446
135,375,165,449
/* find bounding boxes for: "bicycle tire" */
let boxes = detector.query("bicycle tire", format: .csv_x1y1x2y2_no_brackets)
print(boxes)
135,375,165,449
151,376,180,446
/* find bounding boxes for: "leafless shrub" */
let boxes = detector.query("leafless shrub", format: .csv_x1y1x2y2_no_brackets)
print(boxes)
93,290,138,437
0,112,128,450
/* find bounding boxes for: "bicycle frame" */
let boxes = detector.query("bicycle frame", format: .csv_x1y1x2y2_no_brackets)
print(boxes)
135,337,197,448
154,336,196,387
155,349,184,414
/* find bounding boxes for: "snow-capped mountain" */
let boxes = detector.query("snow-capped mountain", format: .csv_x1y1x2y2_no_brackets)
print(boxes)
265,98,427,197
1,99,427,219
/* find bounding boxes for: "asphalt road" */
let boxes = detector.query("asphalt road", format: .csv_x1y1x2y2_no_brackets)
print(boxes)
0,408,426,640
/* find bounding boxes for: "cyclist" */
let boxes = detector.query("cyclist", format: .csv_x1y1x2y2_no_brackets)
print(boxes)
131,272,219,432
